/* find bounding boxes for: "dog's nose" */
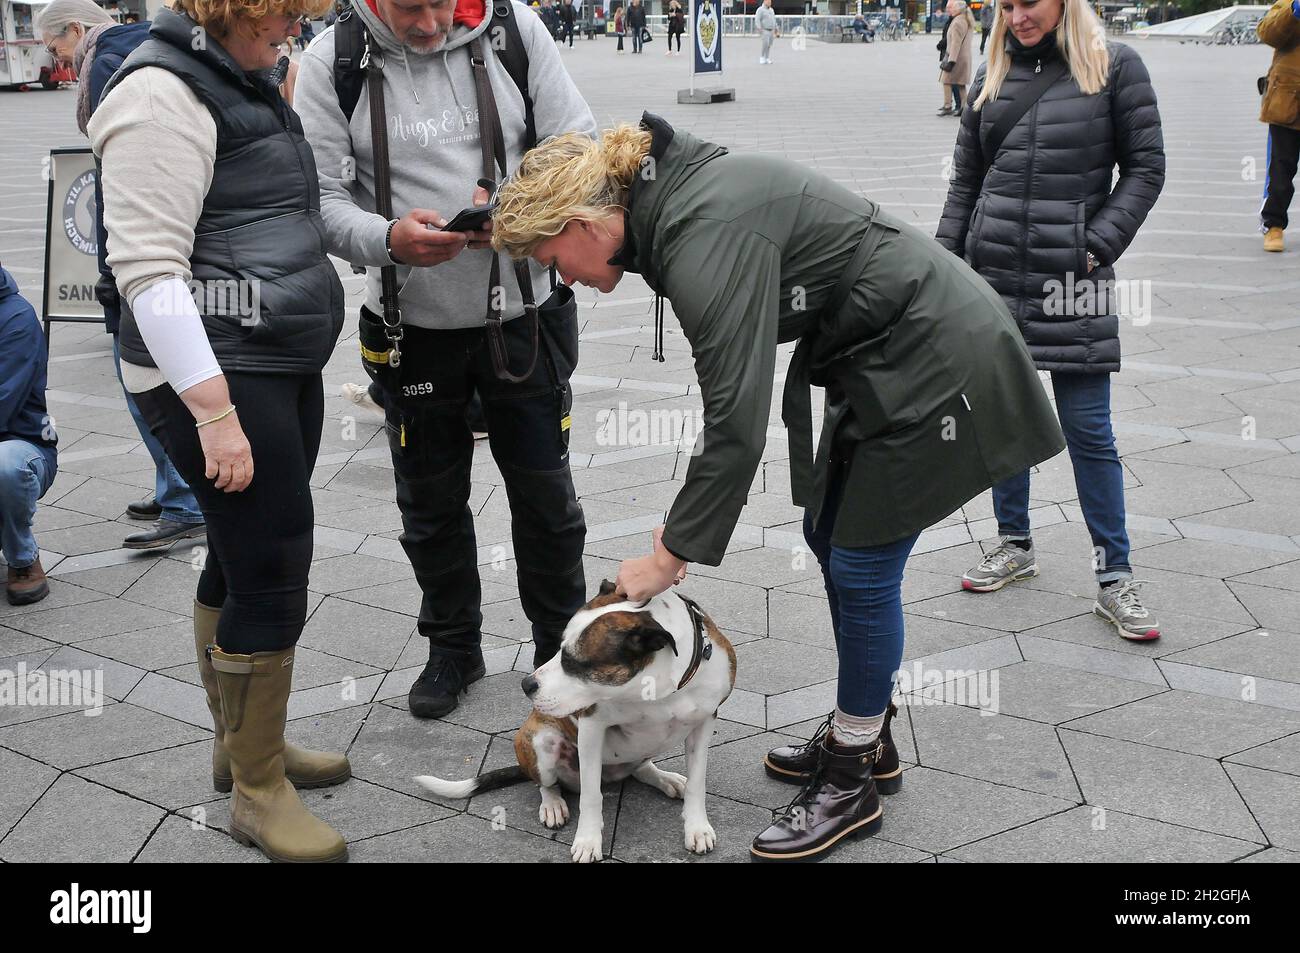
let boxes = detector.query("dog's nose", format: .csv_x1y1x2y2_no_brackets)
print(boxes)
521,674,539,698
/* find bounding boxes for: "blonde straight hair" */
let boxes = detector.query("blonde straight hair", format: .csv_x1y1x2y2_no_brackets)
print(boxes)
974,0,1110,109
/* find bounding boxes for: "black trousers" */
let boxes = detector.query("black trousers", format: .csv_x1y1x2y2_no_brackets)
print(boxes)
134,373,323,654
363,307,586,664
1262,124,1300,230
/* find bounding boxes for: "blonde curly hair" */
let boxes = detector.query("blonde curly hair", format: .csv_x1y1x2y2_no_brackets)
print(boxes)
492,125,653,259
174,0,332,37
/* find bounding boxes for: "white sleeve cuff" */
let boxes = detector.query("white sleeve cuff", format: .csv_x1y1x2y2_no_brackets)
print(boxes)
129,277,223,394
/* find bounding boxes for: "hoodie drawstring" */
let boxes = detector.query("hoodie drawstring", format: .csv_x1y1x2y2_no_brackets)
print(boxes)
402,47,420,105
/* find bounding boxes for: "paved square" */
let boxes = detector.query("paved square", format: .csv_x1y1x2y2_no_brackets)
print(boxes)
1,34,1297,863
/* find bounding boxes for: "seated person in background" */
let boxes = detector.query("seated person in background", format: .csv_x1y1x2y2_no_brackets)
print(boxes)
853,13,872,39
0,264,58,606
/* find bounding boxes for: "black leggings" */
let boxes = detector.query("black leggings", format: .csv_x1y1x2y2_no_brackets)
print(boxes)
134,373,324,654
669,28,682,50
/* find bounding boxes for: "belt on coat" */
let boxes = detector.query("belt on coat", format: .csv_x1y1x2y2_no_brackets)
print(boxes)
781,215,899,510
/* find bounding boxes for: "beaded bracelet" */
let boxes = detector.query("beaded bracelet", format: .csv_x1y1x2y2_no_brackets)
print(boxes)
195,405,236,429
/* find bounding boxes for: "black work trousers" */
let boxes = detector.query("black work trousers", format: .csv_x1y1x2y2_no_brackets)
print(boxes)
1262,123,1300,230
360,301,586,666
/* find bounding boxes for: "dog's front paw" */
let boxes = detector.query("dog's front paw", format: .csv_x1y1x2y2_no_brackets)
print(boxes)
570,831,603,863
654,770,689,800
539,798,570,829
684,820,716,855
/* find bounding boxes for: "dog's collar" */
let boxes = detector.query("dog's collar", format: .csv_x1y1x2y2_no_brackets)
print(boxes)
675,594,712,690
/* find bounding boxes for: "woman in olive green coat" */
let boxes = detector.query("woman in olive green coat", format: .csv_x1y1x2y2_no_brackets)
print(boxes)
492,113,1064,862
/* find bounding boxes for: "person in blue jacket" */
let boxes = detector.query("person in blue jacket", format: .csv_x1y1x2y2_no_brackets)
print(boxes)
39,0,207,552
0,266,58,606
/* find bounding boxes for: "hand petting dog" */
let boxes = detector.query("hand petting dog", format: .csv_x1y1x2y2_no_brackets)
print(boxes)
615,525,687,602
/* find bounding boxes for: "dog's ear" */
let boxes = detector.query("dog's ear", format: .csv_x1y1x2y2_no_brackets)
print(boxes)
626,613,678,657
598,579,617,596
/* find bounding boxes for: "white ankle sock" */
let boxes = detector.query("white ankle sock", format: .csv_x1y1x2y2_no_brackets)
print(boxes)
832,707,886,745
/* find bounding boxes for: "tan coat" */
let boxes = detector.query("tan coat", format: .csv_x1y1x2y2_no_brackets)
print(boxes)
1258,0,1300,131
940,11,975,86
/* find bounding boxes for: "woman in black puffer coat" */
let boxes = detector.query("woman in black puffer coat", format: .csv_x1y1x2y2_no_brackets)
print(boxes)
937,0,1165,642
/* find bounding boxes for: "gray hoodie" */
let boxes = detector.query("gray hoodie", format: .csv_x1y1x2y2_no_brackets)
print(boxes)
295,0,596,329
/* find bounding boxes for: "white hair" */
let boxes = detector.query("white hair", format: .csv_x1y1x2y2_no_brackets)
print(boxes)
35,0,114,40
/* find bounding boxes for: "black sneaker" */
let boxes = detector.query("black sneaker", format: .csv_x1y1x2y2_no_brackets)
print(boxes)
122,519,207,551
408,652,487,719
125,497,162,521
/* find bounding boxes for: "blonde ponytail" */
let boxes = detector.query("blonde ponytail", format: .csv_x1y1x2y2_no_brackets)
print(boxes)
492,125,653,259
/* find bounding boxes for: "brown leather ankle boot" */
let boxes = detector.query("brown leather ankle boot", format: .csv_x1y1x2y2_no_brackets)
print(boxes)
764,703,902,793
751,732,884,863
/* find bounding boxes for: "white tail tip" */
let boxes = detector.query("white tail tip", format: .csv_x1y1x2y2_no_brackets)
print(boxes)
413,775,479,798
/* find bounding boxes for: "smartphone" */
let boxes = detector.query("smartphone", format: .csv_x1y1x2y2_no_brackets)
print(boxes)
436,198,498,233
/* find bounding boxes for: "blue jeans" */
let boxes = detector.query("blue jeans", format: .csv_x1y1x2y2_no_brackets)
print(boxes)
0,439,55,568
992,371,1131,583
805,474,920,718
111,336,203,524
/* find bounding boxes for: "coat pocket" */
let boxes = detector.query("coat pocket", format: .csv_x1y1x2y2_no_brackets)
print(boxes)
965,196,987,269
1261,67,1300,127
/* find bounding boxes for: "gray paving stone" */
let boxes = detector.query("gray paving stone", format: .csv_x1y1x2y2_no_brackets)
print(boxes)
52,559,155,598
873,767,1075,855
1066,691,1300,758
733,637,839,697
308,553,415,595
348,813,573,863
766,589,834,649
439,673,532,735
1225,733,1300,777
909,587,1093,633
1019,635,1168,686
717,687,766,728
122,672,211,729
1060,730,1264,843
0,580,105,620
135,814,266,863
0,626,60,659
0,773,165,862
76,621,207,672
346,703,492,810
3,597,183,644
1022,607,1249,659
0,746,60,840
909,704,1080,800
1223,764,1300,852
900,615,1009,661
0,702,208,770
1164,628,1300,685
298,596,414,669
76,740,223,811
946,660,1165,725
1157,659,1300,713
199,777,449,845
1236,847,1300,863
653,730,807,813
948,805,1261,863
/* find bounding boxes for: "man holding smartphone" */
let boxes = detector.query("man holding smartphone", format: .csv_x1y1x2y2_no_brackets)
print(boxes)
296,0,596,719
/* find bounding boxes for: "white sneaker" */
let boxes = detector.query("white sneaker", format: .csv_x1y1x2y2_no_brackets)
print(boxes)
340,381,384,418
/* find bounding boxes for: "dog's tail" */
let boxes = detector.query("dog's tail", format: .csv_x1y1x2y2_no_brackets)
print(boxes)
413,765,528,799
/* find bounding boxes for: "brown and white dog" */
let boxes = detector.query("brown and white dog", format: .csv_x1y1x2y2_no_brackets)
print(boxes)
414,581,736,863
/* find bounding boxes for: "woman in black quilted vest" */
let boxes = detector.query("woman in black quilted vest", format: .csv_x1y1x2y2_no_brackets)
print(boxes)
90,0,349,863
936,0,1165,641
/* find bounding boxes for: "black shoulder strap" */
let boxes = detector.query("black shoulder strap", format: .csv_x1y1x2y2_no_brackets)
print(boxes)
979,57,1070,175
334,8,367,121
490,0,537,149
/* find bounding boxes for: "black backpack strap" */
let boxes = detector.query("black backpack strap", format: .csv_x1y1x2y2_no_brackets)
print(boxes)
491,0,537,149
333,8,367,122
978,57,1069,176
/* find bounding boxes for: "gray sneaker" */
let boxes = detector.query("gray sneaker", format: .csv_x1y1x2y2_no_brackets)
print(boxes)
1094,580,1161,641
961,538,1039,592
